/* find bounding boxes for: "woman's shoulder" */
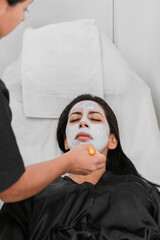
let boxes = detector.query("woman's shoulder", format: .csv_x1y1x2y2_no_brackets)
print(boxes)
104,171,159,194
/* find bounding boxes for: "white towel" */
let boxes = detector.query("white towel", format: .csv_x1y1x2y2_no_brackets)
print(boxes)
22,19,103,118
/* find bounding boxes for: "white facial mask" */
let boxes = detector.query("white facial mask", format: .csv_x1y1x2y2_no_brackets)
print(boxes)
66,101,110,152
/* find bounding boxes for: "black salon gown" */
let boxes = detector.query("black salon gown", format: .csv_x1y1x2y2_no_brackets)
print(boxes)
0,171,160,240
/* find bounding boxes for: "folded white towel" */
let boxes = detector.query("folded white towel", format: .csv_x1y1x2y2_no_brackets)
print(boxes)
22,19,103,118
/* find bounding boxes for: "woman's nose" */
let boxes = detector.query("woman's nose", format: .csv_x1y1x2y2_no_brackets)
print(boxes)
79,121,89,128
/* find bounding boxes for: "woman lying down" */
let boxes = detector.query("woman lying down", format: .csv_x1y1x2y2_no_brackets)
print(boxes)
0,94,160,240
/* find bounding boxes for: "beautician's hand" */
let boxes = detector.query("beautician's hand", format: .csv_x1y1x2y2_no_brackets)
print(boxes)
66,144,106,175
0,144,105,202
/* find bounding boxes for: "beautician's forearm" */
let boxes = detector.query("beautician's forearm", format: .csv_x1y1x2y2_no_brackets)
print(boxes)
0,144,106,202
0,154,69,202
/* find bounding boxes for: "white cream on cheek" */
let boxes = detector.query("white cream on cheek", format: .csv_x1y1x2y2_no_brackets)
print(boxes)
66,101,110,152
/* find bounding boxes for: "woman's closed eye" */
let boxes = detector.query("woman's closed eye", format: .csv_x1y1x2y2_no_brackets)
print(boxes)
90,118,101,122
69,118,81,123
89,113,104,123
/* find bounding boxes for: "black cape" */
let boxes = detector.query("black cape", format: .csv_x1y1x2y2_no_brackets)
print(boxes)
0,171,160,240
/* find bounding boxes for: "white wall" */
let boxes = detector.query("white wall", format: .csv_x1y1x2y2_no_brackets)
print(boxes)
0,0,160,128
114,0,160,128
0,0,113,78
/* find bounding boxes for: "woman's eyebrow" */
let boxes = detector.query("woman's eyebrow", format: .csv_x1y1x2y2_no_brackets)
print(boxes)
89,111,104,117
70,111,82,117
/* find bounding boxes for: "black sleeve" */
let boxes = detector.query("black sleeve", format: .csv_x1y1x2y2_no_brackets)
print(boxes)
0,80,25,193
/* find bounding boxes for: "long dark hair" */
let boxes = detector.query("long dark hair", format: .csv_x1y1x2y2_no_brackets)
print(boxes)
57,94,159,187
7,0,26,6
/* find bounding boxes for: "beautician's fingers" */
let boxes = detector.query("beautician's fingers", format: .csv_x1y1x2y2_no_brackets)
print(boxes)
87,144,106,164
67,144,106,175
87,144,96,152
94,153,106,165
96,163,106,170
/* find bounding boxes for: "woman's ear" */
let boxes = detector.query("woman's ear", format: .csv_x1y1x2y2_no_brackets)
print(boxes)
107,134,118,150
64,136,69,150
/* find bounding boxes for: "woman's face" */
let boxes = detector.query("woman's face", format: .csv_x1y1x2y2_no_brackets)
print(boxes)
65,100,110,154
0,0,32,38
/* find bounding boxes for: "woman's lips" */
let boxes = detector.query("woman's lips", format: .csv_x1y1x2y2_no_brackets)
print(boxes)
76,133,92,142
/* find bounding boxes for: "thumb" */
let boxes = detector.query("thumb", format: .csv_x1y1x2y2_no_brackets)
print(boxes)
87,144,96,151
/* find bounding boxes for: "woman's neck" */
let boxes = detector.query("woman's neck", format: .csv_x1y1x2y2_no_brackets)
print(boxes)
69,167,106,185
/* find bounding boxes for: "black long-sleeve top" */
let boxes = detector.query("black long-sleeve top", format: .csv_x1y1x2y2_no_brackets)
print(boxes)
0,79,24,193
